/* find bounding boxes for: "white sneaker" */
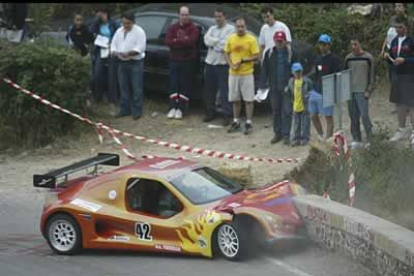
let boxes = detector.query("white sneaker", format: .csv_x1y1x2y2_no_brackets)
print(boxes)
390,128,408,142
351,141,364,149
410,131,414,146
167,108,176,119
174,109,183,120
318,134,325,142
109,103,117,117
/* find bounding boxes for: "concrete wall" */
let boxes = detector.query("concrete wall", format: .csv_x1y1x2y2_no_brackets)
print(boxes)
293,195,414,276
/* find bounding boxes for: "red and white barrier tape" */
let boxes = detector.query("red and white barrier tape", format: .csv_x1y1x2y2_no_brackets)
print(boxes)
330,131,356,207
348,172,356,207
3,78,302,164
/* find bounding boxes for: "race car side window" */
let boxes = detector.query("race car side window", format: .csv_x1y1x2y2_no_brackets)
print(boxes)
126,178,183,218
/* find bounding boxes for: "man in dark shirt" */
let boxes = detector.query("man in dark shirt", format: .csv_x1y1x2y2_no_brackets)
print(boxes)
384,16,414,144
308,34,342,141
165,6,200,120
66,14,94,57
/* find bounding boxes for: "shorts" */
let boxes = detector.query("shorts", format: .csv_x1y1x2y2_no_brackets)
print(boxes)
308,90,333,116
228,74,255,102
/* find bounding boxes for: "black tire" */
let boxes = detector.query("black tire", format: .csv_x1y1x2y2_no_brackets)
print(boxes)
45,213,82,255
214,221,250,261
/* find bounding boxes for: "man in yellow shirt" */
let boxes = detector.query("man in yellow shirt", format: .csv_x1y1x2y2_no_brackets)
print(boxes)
224,17,259,135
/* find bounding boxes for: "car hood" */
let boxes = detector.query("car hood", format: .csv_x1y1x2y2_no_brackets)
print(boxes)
213,181,304,226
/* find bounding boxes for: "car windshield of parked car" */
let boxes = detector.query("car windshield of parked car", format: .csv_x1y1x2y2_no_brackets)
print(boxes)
170,167,243,205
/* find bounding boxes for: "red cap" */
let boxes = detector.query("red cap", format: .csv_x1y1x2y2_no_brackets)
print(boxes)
274,31,286,42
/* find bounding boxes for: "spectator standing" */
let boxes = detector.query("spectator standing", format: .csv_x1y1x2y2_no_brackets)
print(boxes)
66,14,94,57
165,6,200,120
110,12,146,121
344,37,375,149
309,34,342,141
89,8,120,115
265,31,296,145
285,62,313,147
380,3,414,114
257,6,292,95
384,16,414,145
224,17,259,135
203,8,235,126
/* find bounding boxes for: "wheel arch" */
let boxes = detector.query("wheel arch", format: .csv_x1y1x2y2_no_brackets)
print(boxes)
43,211,83,243
210,212,266,258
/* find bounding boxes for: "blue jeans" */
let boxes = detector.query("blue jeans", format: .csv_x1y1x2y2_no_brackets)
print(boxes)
270,89,292,139
118,59,144,117
169,59,196,110
348,92,373,142
293,111,311,143
204,64,232,117
93,56,119,103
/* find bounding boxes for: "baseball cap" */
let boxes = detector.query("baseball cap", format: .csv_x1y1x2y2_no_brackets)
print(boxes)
318,34,332,44
273,31,287,42
291,62,303,73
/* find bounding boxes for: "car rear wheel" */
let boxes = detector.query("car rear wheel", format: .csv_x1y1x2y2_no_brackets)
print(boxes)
46,214,82,255
216,223,248,261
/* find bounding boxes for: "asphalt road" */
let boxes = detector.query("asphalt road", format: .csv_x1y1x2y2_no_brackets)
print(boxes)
0,188,376,276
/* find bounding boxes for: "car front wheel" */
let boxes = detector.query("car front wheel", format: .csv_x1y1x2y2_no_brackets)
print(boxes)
45,214,82,255
216,223,248,261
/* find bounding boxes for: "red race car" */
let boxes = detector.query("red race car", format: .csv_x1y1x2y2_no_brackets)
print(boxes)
34,153,307,260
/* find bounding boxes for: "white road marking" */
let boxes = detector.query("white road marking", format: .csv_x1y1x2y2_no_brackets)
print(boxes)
265,257,315,276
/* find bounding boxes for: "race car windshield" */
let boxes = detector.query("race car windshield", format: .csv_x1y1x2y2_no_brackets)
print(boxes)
170,167,243,205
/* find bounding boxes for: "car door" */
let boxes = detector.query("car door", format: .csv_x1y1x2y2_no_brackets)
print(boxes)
134,15,170,92
119,177,186,253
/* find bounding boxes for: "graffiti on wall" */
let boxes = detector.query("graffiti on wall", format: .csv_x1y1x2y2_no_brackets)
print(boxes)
305,220,414,276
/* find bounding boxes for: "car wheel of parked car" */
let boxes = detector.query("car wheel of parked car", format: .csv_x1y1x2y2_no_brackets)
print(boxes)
216,222,248,261
46,214,82,255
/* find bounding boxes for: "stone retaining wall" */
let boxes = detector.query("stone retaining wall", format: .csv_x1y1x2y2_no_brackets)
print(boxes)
293,195,414,276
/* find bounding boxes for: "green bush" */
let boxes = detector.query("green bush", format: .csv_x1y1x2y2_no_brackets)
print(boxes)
286,128,414,230
0,41,90,149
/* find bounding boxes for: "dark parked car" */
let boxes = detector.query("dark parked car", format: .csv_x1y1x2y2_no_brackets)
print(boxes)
111,4,263,99
115,3,315,99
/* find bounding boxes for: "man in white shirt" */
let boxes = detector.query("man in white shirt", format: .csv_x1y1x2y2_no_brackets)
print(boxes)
203,8,235,126
257,6,292,94
111,12,146,120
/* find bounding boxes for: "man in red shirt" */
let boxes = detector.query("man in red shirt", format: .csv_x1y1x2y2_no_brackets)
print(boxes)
165,6,200,120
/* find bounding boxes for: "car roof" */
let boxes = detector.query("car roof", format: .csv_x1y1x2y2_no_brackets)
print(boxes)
112,157,203,182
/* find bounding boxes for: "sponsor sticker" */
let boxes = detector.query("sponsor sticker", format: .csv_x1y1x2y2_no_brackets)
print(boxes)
154,244,182,252
198,236,207,248
149,160,181,170
108,235,130,242
108,190,117,200
227,202,241,208
70,198,102,213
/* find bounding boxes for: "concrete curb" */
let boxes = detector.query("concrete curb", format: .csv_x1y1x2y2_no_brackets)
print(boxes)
293,195,414,276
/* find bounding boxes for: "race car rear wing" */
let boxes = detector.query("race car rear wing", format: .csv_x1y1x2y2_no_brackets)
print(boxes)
33,153,120,188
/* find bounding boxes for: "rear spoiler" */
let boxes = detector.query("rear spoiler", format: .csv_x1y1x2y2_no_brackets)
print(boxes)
33,153,120,188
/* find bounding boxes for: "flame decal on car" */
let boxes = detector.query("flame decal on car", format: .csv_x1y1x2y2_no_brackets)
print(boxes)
176,210,222,257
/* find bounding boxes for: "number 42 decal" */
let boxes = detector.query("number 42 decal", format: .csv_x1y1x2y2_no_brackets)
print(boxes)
135,222,153,241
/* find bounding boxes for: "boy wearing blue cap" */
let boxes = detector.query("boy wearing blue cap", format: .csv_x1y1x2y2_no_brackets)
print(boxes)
285,63,313,146
309,34,342,141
